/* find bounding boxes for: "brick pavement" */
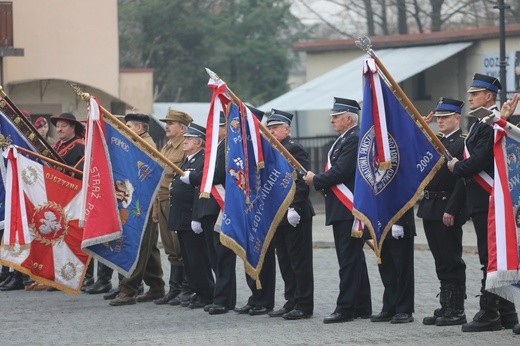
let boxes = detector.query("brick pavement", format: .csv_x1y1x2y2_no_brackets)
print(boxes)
0,205,518,344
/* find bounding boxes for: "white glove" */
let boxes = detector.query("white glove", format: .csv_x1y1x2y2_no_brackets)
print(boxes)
191,220,203,234
391,224,404,239
287,207,301,227
180,171,191,184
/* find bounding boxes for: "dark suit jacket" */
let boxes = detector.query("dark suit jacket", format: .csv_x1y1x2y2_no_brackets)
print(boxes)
278,136,315,226
168,150,204,231
417,129,467,224
313,126,359,225
452,120,494,215
191,140,225,220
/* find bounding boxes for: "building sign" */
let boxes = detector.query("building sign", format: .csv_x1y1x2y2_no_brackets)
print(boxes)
482,52,519,94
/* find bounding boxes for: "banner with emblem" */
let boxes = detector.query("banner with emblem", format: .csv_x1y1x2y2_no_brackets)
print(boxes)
0,110,40,231
353,60,443,261
486,119,520,304
82,117,164,277
0,147,89,294
220,102,295,285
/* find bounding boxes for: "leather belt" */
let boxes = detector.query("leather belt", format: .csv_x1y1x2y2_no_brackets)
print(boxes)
423,190,451,200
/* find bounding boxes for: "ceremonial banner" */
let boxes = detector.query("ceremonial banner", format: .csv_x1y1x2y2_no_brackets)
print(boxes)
353,60,443,260
486,120,520,304
0,110,40,231
220,103,295,283
80,97,121,247
0,147,88,294
83,117,164,276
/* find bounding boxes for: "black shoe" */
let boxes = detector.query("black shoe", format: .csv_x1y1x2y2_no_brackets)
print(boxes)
154,291,179,305
169,291,194,306
354,310,372,319
248,306,270,316
0,271,10,284
209,304,229,315
234,304,253,314
461,309,502,332
500,313,519,329
0,273,13,287
85,280,112,294
435,312,467,326
371,311,394,322
269,307,291,317
323,312,353,324
80,277,95,292
390,313,414,324
513,324,520,335
104,289,120,300
188,299,209,309
0,276,24,291
204,303,215,312
283,309,312,320
137,284,144,296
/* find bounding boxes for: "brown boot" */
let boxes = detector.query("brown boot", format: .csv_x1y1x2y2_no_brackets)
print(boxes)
109,292,136,306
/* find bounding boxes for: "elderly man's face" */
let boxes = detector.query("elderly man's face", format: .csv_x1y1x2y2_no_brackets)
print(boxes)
55,120,75,142
330,112,354,134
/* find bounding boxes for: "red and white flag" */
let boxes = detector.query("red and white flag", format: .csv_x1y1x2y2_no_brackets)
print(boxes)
201,79,230,198
486,118,520,304
0,147,89,294
80,97,121,247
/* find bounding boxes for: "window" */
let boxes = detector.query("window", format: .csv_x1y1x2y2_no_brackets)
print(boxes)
0,2,13,48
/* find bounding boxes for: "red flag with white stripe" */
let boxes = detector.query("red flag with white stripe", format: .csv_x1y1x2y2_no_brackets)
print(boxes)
80,97,122,247
486,118,520,303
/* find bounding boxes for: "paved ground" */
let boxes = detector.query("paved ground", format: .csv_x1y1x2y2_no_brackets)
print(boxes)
1,203,518,345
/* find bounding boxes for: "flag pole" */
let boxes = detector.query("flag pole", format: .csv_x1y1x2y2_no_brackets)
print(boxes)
67,83,184,176
355,37,451,160
205,68,308,176
0,86,65,164
0,139,82,176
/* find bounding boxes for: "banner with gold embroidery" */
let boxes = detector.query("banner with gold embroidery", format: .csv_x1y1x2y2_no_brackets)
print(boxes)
0,147,89,294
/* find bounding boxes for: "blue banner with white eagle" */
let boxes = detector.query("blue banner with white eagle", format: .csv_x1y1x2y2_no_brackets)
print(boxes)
221,102,295,283
353,62,443,260
83,118,164,277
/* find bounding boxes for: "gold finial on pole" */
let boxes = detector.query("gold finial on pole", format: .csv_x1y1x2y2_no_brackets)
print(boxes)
67,81,91,101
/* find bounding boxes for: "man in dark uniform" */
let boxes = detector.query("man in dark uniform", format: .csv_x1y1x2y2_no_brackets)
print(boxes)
418,98,467,326
183,113,237,315
110,113,165,306
169,123,215,309
234,106,276,316
448,73,518,332
266,109,315,320
303,97,372,324
370,209,415,324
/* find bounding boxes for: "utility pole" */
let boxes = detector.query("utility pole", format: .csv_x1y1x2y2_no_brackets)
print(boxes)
495,0,508,106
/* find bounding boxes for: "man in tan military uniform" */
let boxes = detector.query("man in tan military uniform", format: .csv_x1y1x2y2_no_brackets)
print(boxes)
110,113,165,306
152,109,194,305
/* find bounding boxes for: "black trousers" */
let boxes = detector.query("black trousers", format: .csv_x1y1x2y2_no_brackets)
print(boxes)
245,243,276,310
378,236,414,314
423,219,466,286
201,214,237,309
332,220,372,317
177,229,215,303
272,218,314,314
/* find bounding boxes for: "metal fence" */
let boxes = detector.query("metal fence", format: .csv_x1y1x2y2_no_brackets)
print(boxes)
294,135,336,173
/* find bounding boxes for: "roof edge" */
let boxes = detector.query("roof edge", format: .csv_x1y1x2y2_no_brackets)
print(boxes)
294,24,520,52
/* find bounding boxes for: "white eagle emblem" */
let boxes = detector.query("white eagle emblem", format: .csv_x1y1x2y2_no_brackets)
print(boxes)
39,211,62,236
